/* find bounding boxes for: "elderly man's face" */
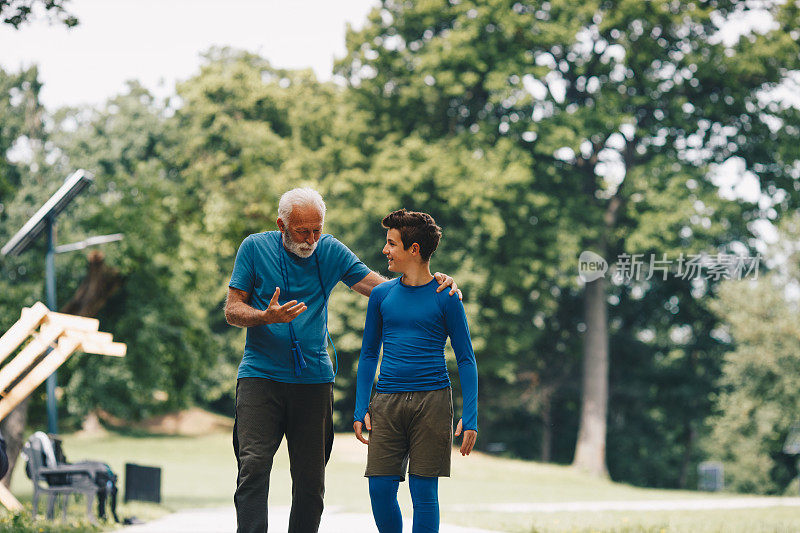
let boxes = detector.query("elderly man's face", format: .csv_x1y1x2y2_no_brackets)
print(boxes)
278,205,323,258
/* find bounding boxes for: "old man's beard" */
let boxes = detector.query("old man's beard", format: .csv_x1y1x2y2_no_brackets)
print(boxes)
282,228,317,258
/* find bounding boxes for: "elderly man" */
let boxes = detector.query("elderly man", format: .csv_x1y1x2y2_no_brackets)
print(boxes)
225,187,459,533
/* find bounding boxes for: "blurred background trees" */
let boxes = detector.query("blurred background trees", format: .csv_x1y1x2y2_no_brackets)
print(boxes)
2,0,800,494
336,0,800,479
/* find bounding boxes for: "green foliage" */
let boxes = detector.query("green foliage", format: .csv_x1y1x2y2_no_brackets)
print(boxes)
45,82,235,421
336,0,800,484
0,509,99,533
704,216,800,494
0,0,78,28
2,0,800,495
0,64,51,383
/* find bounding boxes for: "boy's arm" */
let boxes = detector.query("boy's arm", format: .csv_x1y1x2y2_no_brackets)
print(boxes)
444,295,479,452
353,290,383,434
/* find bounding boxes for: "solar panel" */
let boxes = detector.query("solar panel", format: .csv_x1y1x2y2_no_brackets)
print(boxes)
1,170,93,257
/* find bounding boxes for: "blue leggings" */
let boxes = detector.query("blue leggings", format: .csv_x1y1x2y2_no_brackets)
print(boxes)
368,475,439,533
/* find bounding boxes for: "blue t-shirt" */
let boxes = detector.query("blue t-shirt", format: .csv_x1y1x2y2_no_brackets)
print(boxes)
354,277,479,431
229,231,371,383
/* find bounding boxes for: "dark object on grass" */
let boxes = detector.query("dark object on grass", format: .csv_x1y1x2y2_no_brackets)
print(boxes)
50,434,120,522
23,432,120,523
783,421,800,496
697,461,724,492
0,429,9,479
124,463,162,503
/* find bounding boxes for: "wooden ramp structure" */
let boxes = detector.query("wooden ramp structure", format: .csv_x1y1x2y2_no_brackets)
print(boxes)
0,302,126,512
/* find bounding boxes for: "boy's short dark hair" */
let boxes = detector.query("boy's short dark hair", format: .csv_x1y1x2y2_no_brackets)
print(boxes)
381,209,442,262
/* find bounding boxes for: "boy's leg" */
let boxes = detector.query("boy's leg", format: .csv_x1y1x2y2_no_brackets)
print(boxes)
405,387,452,533
365,392,411,478
234,378,286,533
368,476,403,533
365,392,412,532
407,387,454,478
284,382,334,533
409,475,439,533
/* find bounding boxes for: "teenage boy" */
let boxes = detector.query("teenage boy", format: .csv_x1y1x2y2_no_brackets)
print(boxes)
353,209,478,533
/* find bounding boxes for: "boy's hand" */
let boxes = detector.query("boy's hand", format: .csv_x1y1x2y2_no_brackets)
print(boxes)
455,418,477,456
433,272,462,300
354,412,372,445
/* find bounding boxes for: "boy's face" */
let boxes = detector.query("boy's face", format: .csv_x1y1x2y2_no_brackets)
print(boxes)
383,228,419,272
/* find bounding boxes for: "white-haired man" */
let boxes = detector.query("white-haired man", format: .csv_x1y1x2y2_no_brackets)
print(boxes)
225,187,459,533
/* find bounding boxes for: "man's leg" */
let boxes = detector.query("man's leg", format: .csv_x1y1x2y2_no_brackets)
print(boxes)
234,378,286,533
284,382,334,533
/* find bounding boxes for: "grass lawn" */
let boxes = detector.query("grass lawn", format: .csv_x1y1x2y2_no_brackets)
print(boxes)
456,507,800,533
5,430,799,532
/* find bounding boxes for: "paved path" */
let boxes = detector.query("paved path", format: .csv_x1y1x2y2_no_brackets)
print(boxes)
122,505,500,533
444,496,800,514
122,497,800,532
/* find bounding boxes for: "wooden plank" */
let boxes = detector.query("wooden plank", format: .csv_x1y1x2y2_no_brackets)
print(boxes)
0,302,49,365
0,323,64,393
42,312,99,333
77,340,126,357
63,330,113,345
63,330,126,357
0,337,79,422
0,482,23,512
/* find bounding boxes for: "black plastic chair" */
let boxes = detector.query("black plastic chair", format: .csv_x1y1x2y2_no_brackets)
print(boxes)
22,432,98,523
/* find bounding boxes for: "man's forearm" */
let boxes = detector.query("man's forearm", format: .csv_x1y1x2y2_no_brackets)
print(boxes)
225,301,269,328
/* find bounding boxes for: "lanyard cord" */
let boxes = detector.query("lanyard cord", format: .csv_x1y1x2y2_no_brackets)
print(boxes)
277,234,299,346
276,232,338,377
315,252,338,377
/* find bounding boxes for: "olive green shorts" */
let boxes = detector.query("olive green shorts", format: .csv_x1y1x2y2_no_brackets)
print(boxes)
365,387,454,480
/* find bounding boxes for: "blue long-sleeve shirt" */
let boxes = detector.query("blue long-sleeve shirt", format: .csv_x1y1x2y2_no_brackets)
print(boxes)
354,277,478,431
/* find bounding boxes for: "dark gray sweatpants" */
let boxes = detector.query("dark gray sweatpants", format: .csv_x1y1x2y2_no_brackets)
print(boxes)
233,377,334,533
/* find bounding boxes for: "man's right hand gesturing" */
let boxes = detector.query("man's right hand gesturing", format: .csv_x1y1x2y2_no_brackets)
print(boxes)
264,287,307,324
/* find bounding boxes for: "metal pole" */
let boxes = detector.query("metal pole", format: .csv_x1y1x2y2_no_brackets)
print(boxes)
45,217,58,435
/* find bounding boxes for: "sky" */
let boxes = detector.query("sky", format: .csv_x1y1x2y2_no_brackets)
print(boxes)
0,0,377,109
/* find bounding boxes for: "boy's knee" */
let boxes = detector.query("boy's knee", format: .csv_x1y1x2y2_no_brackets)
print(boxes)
408,475,438,506
369,476,400,499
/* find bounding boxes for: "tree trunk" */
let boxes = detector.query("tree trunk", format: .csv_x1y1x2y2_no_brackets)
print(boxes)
0,251,122,485
679,424,697,489
0,398,29,488
572,273,610,477
541,393,553,463
60,250,123,316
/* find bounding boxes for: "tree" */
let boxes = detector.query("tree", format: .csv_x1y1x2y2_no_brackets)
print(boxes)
705,215,800,494
48,82,224,420
0,64,52,484
0,0,77,28
337,0,800,477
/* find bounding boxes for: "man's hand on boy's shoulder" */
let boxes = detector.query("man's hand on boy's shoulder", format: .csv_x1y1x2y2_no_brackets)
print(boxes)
455,418,477,456
354,412,372,445
433,272,462,300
